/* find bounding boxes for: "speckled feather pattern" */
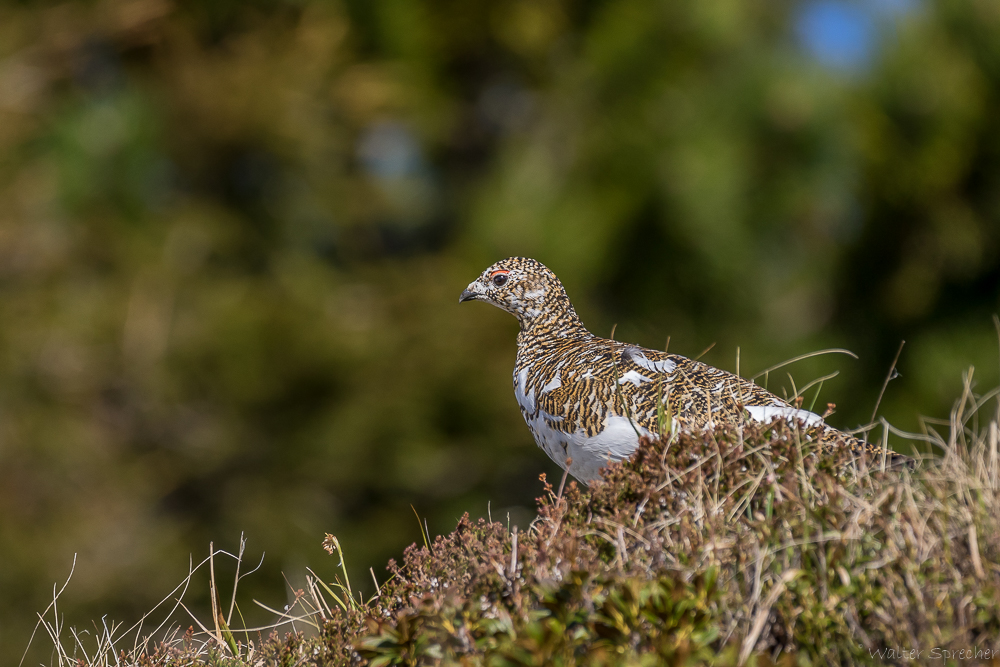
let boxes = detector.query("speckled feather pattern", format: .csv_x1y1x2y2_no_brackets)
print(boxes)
461,257,909,482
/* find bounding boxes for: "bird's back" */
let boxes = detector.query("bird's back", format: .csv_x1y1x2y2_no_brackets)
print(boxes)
515,332,910,479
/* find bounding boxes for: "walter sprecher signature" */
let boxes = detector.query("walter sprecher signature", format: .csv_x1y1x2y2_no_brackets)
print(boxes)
868,646,1000,661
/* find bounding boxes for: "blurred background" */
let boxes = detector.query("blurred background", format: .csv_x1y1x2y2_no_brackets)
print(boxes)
2,0,999,662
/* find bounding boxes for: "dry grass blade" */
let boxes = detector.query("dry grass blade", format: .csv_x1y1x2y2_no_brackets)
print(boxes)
227,533,247,624
27,539,348,666
21,554,77,667
209,542,223,650
750,348,858,382
251,599,322,629
795,370,839,402
865,340,905,443
608,324,642,440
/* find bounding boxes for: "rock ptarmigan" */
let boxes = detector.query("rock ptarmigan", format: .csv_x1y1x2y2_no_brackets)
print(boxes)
460,257,912,482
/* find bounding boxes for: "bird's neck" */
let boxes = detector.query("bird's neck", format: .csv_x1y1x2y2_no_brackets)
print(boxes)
516,304,591,344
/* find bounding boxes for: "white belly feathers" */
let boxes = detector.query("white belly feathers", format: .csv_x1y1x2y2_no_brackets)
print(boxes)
515,364,649,482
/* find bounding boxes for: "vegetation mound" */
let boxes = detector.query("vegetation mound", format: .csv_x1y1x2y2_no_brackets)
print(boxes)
121,413,997,667
322,421,1000,666
43,396,1000,666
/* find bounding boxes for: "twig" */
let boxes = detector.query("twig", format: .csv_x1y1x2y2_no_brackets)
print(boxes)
557,462,570,501
508,527,518,579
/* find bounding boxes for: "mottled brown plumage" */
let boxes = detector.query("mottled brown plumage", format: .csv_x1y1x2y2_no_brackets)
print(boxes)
461,257,912,482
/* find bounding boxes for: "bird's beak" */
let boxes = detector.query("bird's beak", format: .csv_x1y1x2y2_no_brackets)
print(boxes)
459,287,479,303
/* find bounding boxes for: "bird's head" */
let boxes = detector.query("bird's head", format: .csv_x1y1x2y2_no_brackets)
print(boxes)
460,257,581,331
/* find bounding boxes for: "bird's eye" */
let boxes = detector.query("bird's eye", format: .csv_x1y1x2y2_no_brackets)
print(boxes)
492,272,509,287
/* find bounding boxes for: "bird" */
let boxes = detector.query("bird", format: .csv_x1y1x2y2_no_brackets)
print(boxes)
460,256,912,483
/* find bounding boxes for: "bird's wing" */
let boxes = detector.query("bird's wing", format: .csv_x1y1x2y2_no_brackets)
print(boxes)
612,344,826,431
609,344,915,467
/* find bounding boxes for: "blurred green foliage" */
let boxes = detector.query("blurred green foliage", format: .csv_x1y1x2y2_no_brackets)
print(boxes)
1,0,999,663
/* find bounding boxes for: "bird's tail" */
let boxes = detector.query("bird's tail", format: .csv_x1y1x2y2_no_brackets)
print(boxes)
819,427,915,470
